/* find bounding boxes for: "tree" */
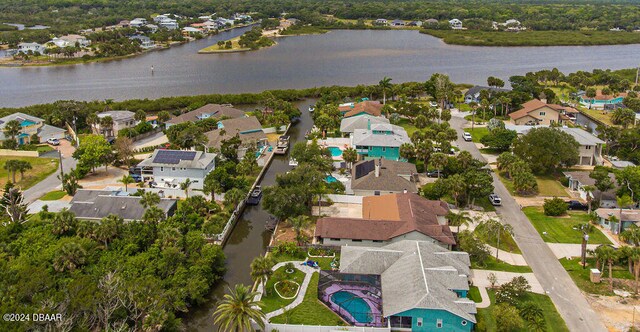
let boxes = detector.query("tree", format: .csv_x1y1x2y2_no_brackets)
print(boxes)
14,160,31,181
631,246,640,294
446,210,471,233
140,191,160,209
3,119,21,145
457,230,490,266
250,255,275,289
594,245,618,292
611,108,636,128
512,127,580,174
495,276,531,305
480,128,517,152
582,185,596,214
430,153,448,177
134,109,147,123
213,284,265,332
53,241,87,272
415,141,433,170
479,218,514,260
379,76,392,104
444,174,466,207
494,303,524,332
496,152,518,177
114,137,134,166
488,76,505,89
96,214,123,249
223,187,246,211
342,147,358,169
543,197,568,216
119,175,135,192
99,116,114,136
590,166,614,202
73,134,112,173
157,111,171,128
60,168,82,195
512,166,538,196
3,159,20,183
621,224,640,246
399,143,415,161
52,208,77,236
519,302,545,331
180,178,192,198
0,182,27,225
289,215,311,245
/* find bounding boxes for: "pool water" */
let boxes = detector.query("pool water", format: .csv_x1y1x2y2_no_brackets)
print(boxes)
325,175,338,183
328,146,343,157
331,291,373,323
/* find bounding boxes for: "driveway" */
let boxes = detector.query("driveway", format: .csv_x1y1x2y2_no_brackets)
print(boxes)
131,131,168,150
450,114,607,332
23,140,77,204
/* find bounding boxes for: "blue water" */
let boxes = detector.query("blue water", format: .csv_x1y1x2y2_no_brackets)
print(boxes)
20,120,36,127
325,175,338,183
331,291,373,323
328,146,343,157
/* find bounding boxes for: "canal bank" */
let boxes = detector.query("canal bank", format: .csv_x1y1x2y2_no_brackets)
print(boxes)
183,99,316,330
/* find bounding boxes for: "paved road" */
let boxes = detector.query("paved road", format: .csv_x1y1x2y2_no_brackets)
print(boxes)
450,115,606,332
23,155,77,204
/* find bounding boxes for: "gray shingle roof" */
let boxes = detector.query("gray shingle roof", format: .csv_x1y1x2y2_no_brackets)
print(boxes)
557,127,604,146
138,149,216,169
97,110,134,121
167,104,246,124
352,125,410,147
37,124,66,139
350,158,418,192
70,190,177,221
340,115,389,134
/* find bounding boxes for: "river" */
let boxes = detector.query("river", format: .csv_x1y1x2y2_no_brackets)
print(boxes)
183,99,315,330
3,28,640,108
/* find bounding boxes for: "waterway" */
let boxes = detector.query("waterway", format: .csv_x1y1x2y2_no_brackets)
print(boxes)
3,29,640,107
183,99,315,330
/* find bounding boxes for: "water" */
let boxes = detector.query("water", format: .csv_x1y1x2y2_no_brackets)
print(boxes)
330,291,373,323
328,146,343,157
183,99,316,330
3,29,640,107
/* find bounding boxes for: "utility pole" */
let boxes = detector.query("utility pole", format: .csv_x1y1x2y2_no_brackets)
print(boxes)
581,232,589,269
58,148,64,181
636,66,639,86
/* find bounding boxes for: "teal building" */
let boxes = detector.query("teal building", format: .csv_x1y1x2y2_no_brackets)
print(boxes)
352,122,411,161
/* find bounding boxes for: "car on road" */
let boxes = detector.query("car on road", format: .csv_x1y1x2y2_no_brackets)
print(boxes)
567,200,588,211
462,132,472,142
426,170,442,178
47,138,60,146
489,193,502,206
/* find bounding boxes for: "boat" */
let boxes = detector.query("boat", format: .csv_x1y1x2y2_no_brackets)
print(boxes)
274,135,290,155
289,158,298,167
246,185,262,205
308,106,315,112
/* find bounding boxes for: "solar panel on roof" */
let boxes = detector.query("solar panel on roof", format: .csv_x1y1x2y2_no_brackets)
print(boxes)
355,160,375,180
152,150,197,164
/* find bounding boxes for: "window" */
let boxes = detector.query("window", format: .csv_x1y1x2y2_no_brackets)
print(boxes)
461,320,468,326
351,239,362,242
374,191,380,196
437,319,443,328
586,146,591,150
390,316,412,328
382,147,386,152
160,167,164,172
539,111,546,116
330,238,340,241
373,240,383,243
417,318,423,327
172,167,176,171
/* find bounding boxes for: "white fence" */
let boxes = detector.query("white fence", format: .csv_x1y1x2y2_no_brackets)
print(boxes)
262,125,288,134
0,149,39,157
263,323,390,332
324,194,362,204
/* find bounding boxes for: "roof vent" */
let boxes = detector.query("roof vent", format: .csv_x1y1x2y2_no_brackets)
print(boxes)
121,204,126,210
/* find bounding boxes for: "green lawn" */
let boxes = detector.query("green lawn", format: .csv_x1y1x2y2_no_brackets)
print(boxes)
269,272,346,326
39,190,66,201
468,286,482,303
0,157,59,190
523,207,611,244
475,222,521,254
396,118,418,137
261,266,306,313
498,173,568,197
560,257,634,295
463,127,489,143
422,29,640,46
35,145,54,153
476,290,569,332
472,256,532,273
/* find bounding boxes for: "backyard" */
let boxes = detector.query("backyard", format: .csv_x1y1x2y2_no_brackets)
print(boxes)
523,207,611,244
396,118,418,137
0,156,59,189
261,265,306,314
498,173,569,197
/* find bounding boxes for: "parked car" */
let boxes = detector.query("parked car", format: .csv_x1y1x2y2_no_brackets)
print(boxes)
426,170,442,178
462,132,472,142
247,186,263,205
567,200,588,211
489,193,502,206
47,138,60,146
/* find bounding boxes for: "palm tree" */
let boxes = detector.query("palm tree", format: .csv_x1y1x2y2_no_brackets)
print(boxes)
180,178,192,198
250,256,275,288
631,246,640,294
52,208,77,236
224,187,246,211
617,195,634,234
119,174,135,192
446,210,472,233
3,160,19,183
53,242,87,272
289,215,311,245
379,76,392,104
621,225,640,246
469,102,478,130
594,245,618,292
140,191,160,209
430,152,448,178
342,147,358,170
99,116,114,137
213,284,265,332
519,302,545,330
582,185,596,214
3,119,21,143
96,214,122,249
86,112,98,134
15,160,31,181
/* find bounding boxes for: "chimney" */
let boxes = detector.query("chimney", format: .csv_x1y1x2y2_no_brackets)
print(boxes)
403,189,408,194
375,159,381,177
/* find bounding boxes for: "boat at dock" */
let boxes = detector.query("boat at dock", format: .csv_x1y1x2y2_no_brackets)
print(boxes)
274,135,290,155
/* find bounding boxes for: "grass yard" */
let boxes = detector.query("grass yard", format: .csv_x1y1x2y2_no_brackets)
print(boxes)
269,272,346,326
498,173,568,197
422,29,640,46
523,207,611,244
261,266,306,313
472,256,532,273
198,36,250,53
35,145,54,153
476,290,569,332
468,286,482,303
475,222,522,254
463,127,489,143
0,157,59,190
580,107,614,127
560,257,634,295
39,190,66,201
396,118,419,137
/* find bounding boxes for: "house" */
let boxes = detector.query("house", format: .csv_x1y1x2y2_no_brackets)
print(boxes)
95,110,138,137
49,34,91,48
138,149,216,190
563,171,618,208
350,159,418,196
314,193,456,248
204,116,267,159
464,85,510,104
17,42,46,54
153,14,170,23
595,208,640,234
165,104,246,128
449,19,463,29
0,112,66,145
339,100,384,118
408,21,423,27
424,18,439,26
69,189,177,221
144,24,159,33
351,123,411,161
556,127,604,166
159,19,179,30
493,19,525,31
610,160,636,170
579,90,627,110
129,35,155,49
182,27,202,35
129,18,148,28
508,99,569,126
118,20,130,28
375,19,388,26
340,115,390,136
332,240,475,331
391,20,405,27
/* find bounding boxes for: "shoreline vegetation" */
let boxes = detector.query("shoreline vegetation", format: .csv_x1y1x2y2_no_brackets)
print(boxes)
420,29,640,46
199,25,274,54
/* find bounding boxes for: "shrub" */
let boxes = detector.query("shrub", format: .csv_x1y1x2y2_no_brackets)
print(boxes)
421,182,446,200
271,242,304,258
284,262,295,272
495,276,531,306
543,197,568,216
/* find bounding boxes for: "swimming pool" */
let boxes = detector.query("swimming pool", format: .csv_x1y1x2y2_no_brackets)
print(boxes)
331,291,373,323
328,146,343,157
325,175,338,183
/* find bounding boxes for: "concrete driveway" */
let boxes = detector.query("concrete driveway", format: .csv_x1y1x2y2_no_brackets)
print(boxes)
23,140,77,204
450,114,607,332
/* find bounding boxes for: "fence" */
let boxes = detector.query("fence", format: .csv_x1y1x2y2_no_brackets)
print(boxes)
130,127,163,142
0,149,39,157
262,323,390,332
324,194,362,204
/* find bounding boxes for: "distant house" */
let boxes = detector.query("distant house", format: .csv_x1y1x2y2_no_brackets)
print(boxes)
159,19,179,30
145,24,159,33
350,158,418,196
17,42,46,54
69,189,177,221
579,90,627,110
508,99,569,126
138,149,216,190
95,110,138,137
339,100,384,118
391,19,405,27
182,27,202,35
204,116,267,159
407,20,423,27
129,35,155,49
610,160,636,170
595,208,640,234
315,193,456,248
493,19,525,31
340,115,390,136
375,19,388,26
49,34,91,48
129,18,148,28
464,85,509,104
556,127,604,166
0,112,66,145
449,19,463,29
165,104,246,128
351,123,411,161
118,20,131,28
424,18,439,26
336,240,476,331
563,171,618,208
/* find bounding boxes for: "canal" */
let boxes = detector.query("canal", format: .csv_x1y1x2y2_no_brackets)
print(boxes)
183,99,316,330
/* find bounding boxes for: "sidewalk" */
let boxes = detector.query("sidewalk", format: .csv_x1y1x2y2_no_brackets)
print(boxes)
475,286,491,309
546,243,600,259
485,245,528,266
261,261,317,320
472,269,544,294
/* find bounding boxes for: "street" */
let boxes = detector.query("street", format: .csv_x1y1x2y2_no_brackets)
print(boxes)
23,141,77,204
450,114,607,332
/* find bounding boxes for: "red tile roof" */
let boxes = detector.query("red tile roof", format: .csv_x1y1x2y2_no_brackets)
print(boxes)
339,101,384,118
509,99,563,120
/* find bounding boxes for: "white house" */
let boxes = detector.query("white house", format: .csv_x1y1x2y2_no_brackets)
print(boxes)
375,19,388,26
95,110,138,137
138,149,216,190
130,18,148,28
449,18,463,29
17,42,46,54
49,34,91,48
129,35,155,49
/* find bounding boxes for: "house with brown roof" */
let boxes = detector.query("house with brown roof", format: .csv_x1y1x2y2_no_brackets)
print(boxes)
508,99,569,126
314,193,455,248
339,100,384,118
165,104,246,128
204,116,267,158
350,159,418,196
595,208,640,234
